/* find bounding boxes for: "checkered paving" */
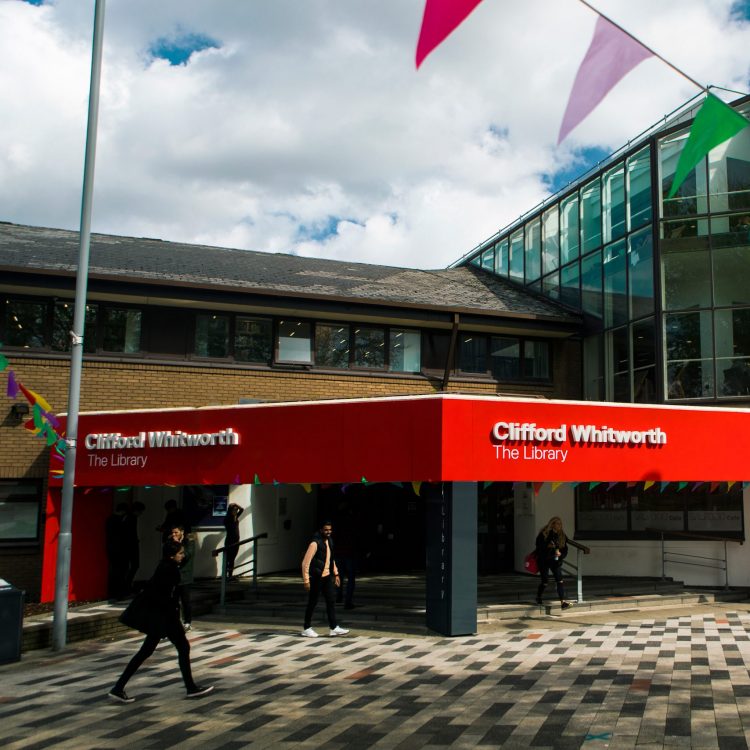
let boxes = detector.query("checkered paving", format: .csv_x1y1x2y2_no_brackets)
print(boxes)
4,613,750,748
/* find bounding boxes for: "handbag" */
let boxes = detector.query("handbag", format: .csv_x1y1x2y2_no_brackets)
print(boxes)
118,591,152,634
524,550,539,575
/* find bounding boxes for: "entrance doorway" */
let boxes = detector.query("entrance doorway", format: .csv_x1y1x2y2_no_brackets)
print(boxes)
317,483,426,573
478,482,515,573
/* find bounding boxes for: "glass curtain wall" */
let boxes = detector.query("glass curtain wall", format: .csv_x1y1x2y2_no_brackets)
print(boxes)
464,140,656,403
660,102,750,400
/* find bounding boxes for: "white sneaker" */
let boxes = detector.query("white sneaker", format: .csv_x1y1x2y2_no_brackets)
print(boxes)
329,625,349,636
301,627,319,638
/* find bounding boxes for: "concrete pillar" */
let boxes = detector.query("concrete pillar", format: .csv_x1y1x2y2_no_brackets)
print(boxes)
425,482,478,636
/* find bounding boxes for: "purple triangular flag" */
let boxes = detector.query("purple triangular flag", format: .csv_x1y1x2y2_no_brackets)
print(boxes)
6,369,19,398
558,15,653,144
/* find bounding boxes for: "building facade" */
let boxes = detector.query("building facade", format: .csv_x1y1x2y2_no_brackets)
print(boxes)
2,93,750,607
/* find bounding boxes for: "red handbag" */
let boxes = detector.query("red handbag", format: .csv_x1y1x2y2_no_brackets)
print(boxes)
524,550,539,574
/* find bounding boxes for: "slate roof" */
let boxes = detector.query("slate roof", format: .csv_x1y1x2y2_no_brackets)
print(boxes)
0,222,580,323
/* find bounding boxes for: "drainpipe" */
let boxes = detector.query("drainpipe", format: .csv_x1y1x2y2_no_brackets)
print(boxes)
442,313,460,391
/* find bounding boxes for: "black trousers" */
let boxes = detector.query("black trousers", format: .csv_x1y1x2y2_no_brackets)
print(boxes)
178,584,192,625
114,619,196,692
304,574,337,630
538,560,566,600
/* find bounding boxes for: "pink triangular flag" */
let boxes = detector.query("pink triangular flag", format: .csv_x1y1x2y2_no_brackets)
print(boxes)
415,0,484,69
558,15,653,144
6,369,19,398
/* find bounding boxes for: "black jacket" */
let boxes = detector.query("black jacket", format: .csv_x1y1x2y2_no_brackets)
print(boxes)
535,530,568,568
119,558,181,637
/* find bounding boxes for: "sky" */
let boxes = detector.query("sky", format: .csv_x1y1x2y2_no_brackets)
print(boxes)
1,0,749,270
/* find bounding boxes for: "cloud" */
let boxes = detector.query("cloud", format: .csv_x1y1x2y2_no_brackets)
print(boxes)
0,0,749,269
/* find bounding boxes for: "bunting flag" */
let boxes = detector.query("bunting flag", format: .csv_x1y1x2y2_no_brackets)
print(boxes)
415,0,484,69
678,481,688,491
744,482,750,491
626,481,638,488
232,474,241,485
727,481,736,490
411,481,422,497
0,352,8,372
551,482,564,493
272,479,280,486
558,15,653,144
668,94,750,197
532,482,544,496
659,481,669,493
709,481,721,493
340,483,350,493
6,369,18,398
301,483,312,494
607,482,618,491
692,481,705,491
589,481,601,490
482,481,494,490
253,473,261,485
644,480,655,491
17,381,53,413
361,476,369,484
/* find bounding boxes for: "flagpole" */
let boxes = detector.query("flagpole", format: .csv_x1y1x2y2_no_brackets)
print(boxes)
52,0,106,652
577,0,706,93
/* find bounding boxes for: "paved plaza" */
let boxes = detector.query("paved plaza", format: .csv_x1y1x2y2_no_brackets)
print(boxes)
4,610,750,749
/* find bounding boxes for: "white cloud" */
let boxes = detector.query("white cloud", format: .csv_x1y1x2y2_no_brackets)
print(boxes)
1,0,748,268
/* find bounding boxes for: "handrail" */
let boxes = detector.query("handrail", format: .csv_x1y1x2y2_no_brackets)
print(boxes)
560,539,591,603
568,539,591,554
645,528,743,589
212,532,268,608
212,532,268,557
644,528,743,545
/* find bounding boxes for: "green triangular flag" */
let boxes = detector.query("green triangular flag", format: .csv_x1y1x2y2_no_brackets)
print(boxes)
253,473,261,485
0,353,8,371
668,94,749,198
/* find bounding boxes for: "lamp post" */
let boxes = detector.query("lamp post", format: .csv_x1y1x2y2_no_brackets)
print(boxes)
52,0,106,651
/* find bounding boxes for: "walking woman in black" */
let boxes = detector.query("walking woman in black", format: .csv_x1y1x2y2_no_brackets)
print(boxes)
535,516,572,610
108,540,213,703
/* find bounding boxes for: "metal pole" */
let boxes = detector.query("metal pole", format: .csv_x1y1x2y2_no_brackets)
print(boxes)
52,0,106,652
576,548,583,603
220,550,227,609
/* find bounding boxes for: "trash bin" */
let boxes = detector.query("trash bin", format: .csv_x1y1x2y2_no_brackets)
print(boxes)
0,580,25,664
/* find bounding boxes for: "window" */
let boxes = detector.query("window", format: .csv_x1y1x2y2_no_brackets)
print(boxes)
481,247,494,271
524,220,541,283
627,146,652,230
389,329,421,372
490,337,520,380
715,309,750,396
603,163,626,243
560,193,580,264
542,206,559,275
603,240,627,328
665,310,714,399
278,320,312,363
235,316,272,363
628,228,654,320
102,308,142,353
632,318,657,403
575,483,743,540
712,213,750,307
708,104,750,212
315,323,350,368
542,271,560,301
353,326,385,368
659,127,708,221
52,302,98,353
509,229,524,282
193,313,229,358
459,335,488,374
560,261,581,309
0,480,42,544
606,326,630,402
494,238,509,277
581,250,603,320
523,340,550,379
3,299,46,348
580,178,602,253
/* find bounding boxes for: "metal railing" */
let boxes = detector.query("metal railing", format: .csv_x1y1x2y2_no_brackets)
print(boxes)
212,532,268,608
560,539,591,603
646,528,743,590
